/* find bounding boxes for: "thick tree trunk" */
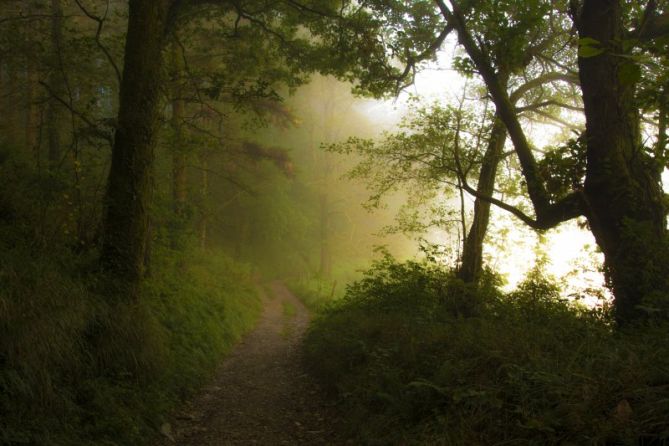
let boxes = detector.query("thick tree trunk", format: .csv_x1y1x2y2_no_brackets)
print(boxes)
447,0,667,321
100,0,172,297
458,116,507,283
578,0,668,323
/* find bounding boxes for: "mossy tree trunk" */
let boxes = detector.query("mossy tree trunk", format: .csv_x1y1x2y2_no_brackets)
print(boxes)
100,0,173,298
577,0,668,323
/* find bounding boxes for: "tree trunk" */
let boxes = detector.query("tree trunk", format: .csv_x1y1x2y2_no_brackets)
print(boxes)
578,0,668,323
171,43,187,217
3,65,22,149
24,62,40,163
47,0,64,166
100,0,172,298
658,89,667,163
319,192,332,278
198,153,209,250
458,116,507,283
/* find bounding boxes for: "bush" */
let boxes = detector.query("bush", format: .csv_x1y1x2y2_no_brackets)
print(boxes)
304,258,669,445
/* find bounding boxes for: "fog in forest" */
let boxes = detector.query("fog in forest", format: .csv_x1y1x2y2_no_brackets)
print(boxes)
2,1,669,445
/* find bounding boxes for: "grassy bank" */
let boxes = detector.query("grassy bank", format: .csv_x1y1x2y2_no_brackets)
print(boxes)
285,262,369,312
304,258,669,445
0,238,261,446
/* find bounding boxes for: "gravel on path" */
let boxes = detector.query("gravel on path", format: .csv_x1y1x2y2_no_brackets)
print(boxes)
155,281,349,445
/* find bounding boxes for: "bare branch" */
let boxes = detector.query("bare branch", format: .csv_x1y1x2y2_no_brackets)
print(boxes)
73,0,122,84
39,80,113,143
510,72,580,104
526,108,583,131
516,100,584,113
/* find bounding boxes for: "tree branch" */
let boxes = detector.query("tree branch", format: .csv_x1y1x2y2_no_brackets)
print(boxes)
73,0,122,85
526,108,583,131
393,23,454,93
634,0,669,41
441,0,553,211
39,80,113,143
516,99,584,113
437,0,587,228
510,72,580,103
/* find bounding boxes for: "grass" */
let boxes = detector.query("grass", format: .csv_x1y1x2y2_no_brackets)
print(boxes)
0,143,262,445
0,238,261,446
304,257,669,445
282,301,297,318
285,261,367,312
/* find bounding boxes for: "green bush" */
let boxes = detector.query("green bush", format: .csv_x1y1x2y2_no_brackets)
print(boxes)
305,258,669,445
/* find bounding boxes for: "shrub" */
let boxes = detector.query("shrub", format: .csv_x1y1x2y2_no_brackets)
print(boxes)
304,258,669,445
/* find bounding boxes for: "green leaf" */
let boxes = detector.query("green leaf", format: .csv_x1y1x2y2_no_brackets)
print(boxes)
578,45,604,58
578,37,604,58
578,37,600,46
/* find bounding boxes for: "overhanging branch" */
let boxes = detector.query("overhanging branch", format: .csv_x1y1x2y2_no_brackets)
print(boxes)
437,0,587,228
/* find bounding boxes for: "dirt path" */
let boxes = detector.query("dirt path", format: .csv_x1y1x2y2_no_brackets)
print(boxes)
156,281,348,445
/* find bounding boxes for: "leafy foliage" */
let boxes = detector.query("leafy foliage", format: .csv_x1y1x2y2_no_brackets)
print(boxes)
305,258,669,445
537,136,587,202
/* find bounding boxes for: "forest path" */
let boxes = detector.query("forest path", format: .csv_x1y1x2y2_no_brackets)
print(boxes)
156,281,348,445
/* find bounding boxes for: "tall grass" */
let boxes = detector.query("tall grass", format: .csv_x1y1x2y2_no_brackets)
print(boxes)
304,257,669,445
0,235,261,445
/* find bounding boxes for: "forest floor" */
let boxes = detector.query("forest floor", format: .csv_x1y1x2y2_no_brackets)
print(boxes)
154,281,350,445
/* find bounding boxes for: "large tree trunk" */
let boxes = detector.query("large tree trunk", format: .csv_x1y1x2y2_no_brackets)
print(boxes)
100,0,172,297
458,116,507,283
578,0,668,323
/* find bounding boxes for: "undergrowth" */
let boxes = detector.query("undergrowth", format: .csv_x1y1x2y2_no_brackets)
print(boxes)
0,236,261,445
286,276,343,312
285,262,366,312
304,257,669,445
